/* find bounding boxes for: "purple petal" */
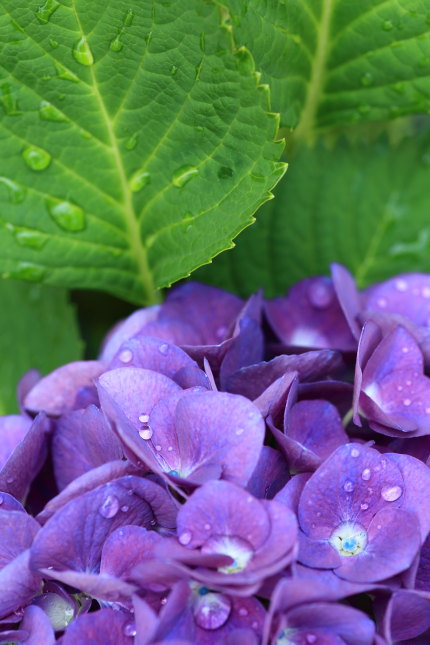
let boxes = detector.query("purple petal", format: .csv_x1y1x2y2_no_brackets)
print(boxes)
52,405,123,490
286,602,375,645
385,590,430,641
19,605,55,645
99,306,161,362
220,317,264,391
331,263,363,340
62,608,135,645
246,446,289,499
101,525,162,579
0,551,42,619
364,274,430,327
0,415,32,469
287,400,348,459
24,361,106,416
0,510,40,566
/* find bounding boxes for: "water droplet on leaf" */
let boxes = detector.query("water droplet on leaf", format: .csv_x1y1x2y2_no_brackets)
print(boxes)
382,19,393,30
0,177,26,203
73,36,94,66
0,83,21,115
360,72,374,86
170,64,178,75
172,165,199,187
124,132,138,150
39,100,67,122
49,39,59,48
99,494,119,518
13,228,47,250
10,262,47,282
35,0,60,23
218,166,233,179
110,30,124,52
130,170,150,192
46,199,86,232
55,62,79,83
22,146,51,171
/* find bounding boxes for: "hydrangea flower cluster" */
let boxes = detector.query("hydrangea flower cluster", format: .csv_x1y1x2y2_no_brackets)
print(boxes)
4,265,430,643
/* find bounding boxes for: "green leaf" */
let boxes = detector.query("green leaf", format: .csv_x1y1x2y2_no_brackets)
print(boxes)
222,0,430,136
194,128,430,295
0,0,285,304
0,280,82,414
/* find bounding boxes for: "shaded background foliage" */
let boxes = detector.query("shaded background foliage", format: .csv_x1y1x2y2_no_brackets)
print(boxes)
1,0,430,411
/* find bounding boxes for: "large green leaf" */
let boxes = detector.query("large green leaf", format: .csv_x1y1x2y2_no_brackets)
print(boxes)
0,0,285,304
195,128,430,296
0,280,82,414
222,0,430,136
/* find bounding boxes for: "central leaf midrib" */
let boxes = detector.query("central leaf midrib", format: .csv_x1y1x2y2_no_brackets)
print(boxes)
71,3,156,305
293,0,335,143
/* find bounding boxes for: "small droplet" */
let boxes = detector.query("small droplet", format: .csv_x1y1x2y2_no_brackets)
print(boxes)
49,38,59,48
159,343,169,355
362,468,371,481
204,523,211,530
238,607,248,617
403,398,412,407
179,531,192,545
35,0,60,23
13,228,47,250
0,177,26,203
402,347,409,353
124,9,134,26
360,503,369,510
155,444,162,452
139,414,149,423
121,505,129,512
73,36,94,66
119,349,133,363
382,19,393,30
130,170,150,192
172,165,199,187
139,428,153,440
308,280,333,308
170,64,178,75
381,485,402,502
167,446,173,452
39,100,67,122
46,199,86,232
306,635,317,644
124,132,138,150
22,146,51,171
110,30,124,52
124,623,136,637
361,72,374,86
218,166,233,179
235,428,244,436
0,82,21,115
9,262,47,282
343,480,354,493
377,297,387,307
99,494,119,518
55,62,79,83
350,448,360,458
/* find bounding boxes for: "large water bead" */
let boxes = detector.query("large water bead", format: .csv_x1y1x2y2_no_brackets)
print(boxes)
193,591,232,630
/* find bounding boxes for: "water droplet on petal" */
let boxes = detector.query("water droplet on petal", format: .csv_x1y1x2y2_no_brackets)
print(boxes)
194,592,231,630
155,444,162,452
139,428,153,440
22,146,51,171
235,428,244,436
39,100,67,122
362,468,371,481
306,635,317,644
308,280,333,308
46,199,86,232
403,398,412,407
360,503,369,510
119,349,133,363
343,480,354,493
395,279,408,291
35,0,60,23
124,623,136,637
350,448,360,458
204,523,211,530
73,36,94,66
121,505,129,512
159,343,169,355
139,414,149,424
124,132,138,150
130,170,150,192
377,297,387,307
172,165,199,187
381,485,402,502
361,72,374,86
238,607,248,617
0,82,21,116
402,347,409,353
0,177,26,203
179,531,192,545
98,494,119,518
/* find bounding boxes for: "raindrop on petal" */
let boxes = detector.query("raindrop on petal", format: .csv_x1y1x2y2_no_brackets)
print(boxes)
123,623,136,637
118,349,133,363
139,428,153,440
361,468,371,481
159,343,169,355
179,531,192,545
98,494,119,518
343,480,354,493
381,485,402,502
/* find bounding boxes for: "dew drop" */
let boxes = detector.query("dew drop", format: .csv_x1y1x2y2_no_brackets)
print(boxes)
170,64,178,75
0,177,26,203
308,280,333,308
110,30,124,52
350,448,360,458
35,0,60,24
402,347,409,353
382,19,393,30
55,62,79,83
130,170,150,192
218,166,234,179
39,100,67,122
179,531,192,545
235,428,244,436
139,414,149,424
381,485,402,502
46,199,86,232
377,297,387,307
121,505,129,512
119,349,133,363
124,132,138,150
167,446,173,452
73,36,94,66
172,165,199,187
159,343,169,355
22,146,51,171
49,38,59,48
360,503,369,510
204,523,211,530
392,81,405,94
9,262,47,282
99,494,119,518
124,623,136,637
155,444,162,452
403,398,412,407
361,72,374,86
0,82,21,115
124,9,134,26
238,607,248,617
13,228,47,250
139,428,153,440
361,468,371,481
306,635,317,644
343,480,354,493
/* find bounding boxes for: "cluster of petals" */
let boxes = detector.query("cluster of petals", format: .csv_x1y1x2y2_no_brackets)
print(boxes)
3,271,430,643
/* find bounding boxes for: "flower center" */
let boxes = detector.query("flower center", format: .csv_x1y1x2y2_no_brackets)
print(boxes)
201,535,253,574
329,522,367,557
